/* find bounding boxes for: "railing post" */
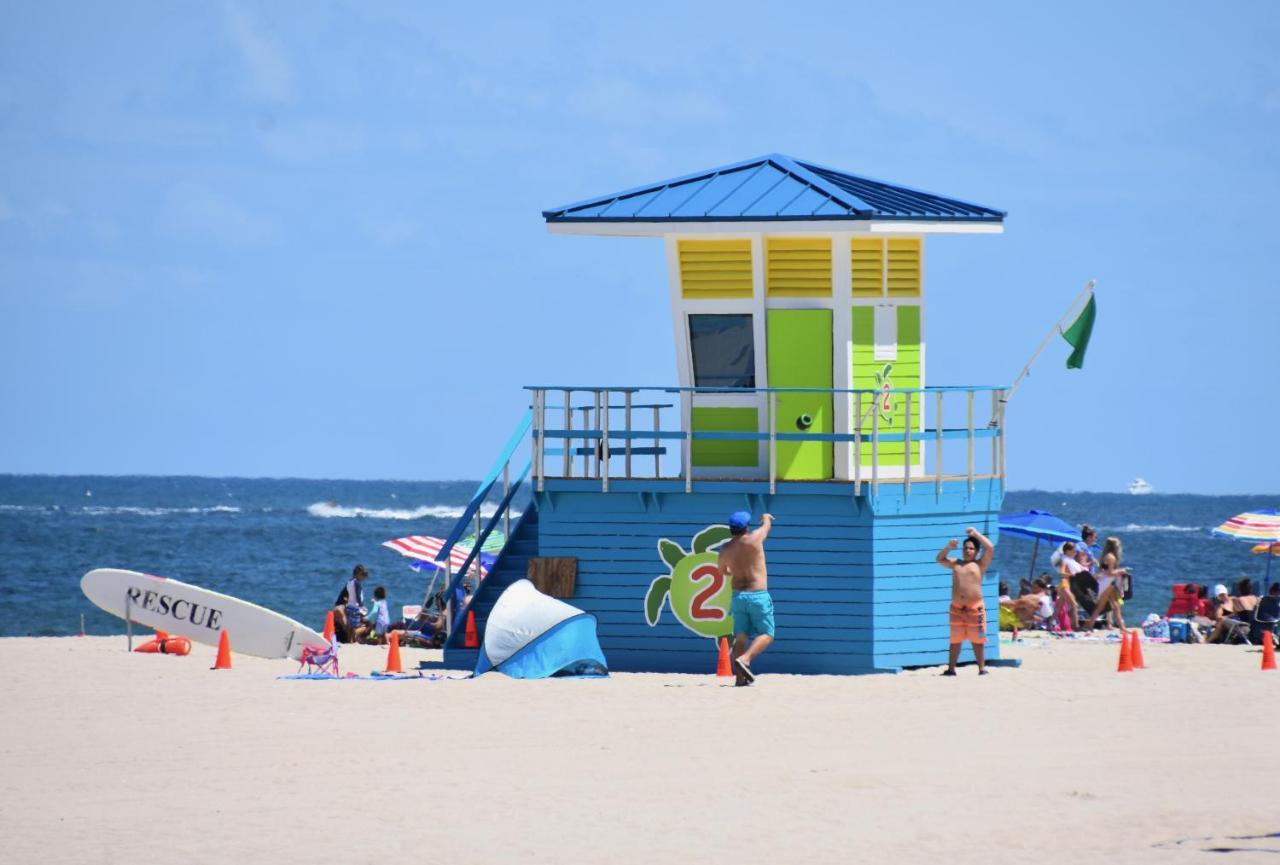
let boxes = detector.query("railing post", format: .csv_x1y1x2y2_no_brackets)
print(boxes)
624,390,632,480
903,390,912,495
853,390,862,498
998,389,1008,484
562,389,571,479
580,406,590,478
592,391,602,479
444,561,453,638
991,390,999,487
683,391,692,494
871,397,880,497
768,390,777,495
503,461,511,539
535,389,545,493
652,405,661,479
966,390,975,496
934,390,943,499
601,389,610,493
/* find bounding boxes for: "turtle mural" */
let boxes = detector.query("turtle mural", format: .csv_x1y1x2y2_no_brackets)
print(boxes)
644,524,734,638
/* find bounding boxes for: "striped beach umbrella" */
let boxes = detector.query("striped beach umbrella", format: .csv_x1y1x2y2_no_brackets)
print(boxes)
382,535,488,578
1212,509,1280,589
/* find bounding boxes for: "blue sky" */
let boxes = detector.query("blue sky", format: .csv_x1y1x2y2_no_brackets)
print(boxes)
1,1,1277,493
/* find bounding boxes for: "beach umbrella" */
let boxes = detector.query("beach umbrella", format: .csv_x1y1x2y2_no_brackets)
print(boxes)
382,535,489,578
997,510,1083,579
1212,509,1280,590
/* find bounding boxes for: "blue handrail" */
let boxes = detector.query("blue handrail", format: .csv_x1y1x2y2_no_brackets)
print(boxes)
442,459,531,630
435,409,531,565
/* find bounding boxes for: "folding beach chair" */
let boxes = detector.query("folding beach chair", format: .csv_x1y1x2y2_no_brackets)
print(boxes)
298,640,340,676
1248,595,1280,645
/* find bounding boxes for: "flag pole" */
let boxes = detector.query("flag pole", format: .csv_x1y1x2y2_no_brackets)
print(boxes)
1001,280,1096,406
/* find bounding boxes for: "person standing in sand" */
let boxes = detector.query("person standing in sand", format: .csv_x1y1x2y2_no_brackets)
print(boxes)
936,527,994,676
718,510,774,686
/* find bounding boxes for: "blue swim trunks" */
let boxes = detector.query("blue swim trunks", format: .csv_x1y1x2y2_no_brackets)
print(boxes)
731,590,775,639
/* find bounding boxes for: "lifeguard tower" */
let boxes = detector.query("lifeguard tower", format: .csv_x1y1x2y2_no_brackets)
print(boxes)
434,154,1010,674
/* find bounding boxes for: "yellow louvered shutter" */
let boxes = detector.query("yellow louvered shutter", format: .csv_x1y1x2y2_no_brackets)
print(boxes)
765,237,832,297
851,238,883,297
678,239,753,299
886,238,921,297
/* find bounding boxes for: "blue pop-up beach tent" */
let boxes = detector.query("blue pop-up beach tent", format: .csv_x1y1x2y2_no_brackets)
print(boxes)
474,579,608,679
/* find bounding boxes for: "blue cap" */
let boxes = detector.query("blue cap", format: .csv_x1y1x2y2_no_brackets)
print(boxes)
728,511,751,531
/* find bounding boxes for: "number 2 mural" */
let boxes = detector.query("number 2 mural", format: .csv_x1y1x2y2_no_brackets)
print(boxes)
644,525,735,638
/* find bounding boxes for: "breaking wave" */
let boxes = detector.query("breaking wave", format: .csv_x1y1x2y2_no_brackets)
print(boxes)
80,505,242,516
306,502,514,521
1113,523,1202,534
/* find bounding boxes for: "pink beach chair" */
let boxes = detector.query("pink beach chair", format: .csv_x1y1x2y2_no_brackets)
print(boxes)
297,641,340,677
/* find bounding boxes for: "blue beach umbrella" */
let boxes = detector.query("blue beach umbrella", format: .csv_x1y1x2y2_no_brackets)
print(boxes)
998,510,1083,579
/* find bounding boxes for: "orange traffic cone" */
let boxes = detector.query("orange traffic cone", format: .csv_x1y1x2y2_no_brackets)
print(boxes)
1262,631,1277,671
464,610,479,648
1116,630,1133,673
322,610,335,643
384,632,403,674
716,637,732,677
212,630,232,670
1129,629,1145,669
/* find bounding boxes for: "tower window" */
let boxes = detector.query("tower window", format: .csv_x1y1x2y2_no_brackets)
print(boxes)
689,314,755,388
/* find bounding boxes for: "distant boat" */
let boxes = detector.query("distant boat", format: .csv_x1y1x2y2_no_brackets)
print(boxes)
1128,477,1153,495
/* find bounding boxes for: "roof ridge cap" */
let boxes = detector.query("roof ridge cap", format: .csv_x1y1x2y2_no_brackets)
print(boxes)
768,153,873,214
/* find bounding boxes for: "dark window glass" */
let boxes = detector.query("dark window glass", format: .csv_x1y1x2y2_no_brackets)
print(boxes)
689,314,755,388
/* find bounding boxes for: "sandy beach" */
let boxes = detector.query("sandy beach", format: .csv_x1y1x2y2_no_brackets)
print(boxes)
2,634,1277,864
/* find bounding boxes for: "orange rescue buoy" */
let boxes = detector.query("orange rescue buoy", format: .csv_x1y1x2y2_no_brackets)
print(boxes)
134,636,193,656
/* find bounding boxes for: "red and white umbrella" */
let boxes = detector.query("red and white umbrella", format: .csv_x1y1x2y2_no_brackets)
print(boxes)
382,535,487,577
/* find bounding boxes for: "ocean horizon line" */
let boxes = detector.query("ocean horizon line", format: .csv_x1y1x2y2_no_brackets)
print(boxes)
0,472,1275,499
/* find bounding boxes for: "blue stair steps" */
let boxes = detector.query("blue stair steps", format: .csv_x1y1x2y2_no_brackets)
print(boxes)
441,502,540,669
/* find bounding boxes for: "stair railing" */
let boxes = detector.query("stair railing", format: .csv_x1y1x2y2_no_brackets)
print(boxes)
433,410,531,637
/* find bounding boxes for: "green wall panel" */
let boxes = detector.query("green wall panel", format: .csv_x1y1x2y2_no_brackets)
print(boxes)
853,304,921,466
691,407,759,467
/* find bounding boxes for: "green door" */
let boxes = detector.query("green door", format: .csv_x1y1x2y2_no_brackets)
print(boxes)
766,309,833,479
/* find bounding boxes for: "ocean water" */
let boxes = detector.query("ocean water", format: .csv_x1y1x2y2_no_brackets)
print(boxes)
0,475,1274,637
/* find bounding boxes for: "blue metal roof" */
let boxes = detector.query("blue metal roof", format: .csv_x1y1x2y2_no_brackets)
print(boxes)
542,154,1005,223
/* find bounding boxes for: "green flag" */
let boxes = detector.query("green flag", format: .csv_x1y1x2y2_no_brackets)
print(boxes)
1061,294,1096,369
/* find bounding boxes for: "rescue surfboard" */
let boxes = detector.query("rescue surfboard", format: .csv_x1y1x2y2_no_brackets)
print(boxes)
81,568,325,660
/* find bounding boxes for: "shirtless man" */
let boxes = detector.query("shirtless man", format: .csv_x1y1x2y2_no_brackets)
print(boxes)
717,510,774,686
936,527,994,676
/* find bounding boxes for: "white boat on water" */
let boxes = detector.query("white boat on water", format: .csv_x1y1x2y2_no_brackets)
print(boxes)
1128,477,1153,495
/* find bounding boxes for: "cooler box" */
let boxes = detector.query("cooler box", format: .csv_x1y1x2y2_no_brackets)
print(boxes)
1168,618,1190,643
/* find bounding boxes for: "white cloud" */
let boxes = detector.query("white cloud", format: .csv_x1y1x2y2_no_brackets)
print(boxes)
164,181,275,248
222,1,293,103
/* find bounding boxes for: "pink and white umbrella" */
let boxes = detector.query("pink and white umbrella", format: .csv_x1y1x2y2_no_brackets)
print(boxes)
382,535,487,577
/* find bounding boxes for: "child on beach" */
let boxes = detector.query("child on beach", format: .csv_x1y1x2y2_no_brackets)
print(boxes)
364,586,391,645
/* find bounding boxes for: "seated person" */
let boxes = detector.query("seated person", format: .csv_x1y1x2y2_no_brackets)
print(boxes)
1206,578,1260,644
1001,581,1051,629
1248,582,1280,644
394,600,449,647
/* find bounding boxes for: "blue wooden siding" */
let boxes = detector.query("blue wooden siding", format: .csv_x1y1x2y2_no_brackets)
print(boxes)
452,479,1003,675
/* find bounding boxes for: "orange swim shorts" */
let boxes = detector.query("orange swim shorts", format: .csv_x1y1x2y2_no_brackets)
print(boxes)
949,601,986,645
